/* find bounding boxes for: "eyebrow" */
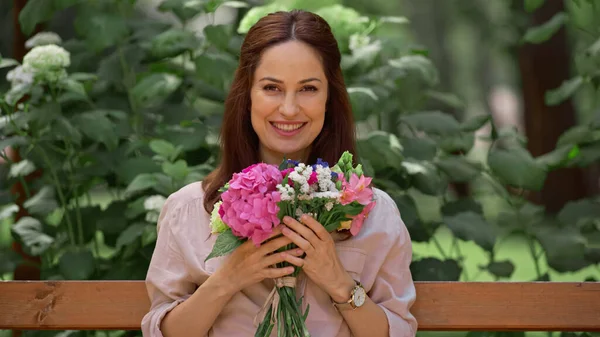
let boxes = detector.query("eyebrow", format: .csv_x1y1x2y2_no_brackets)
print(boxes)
259,77,322,84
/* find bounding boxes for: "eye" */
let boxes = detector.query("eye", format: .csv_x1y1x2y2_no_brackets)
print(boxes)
301,85,318,92
263,84,279,92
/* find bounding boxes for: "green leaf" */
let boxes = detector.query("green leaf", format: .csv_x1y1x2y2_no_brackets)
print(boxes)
58,247,95,280
444,212,496,252
60,78,87,99
357,131,404,172
18,0,54,35
162,159,189,181
557,199,600,227
116,223,150,250
0,58,19,69
485,260,515,278
115,157,161,185
425,90,464,110
194,52,237,89
388,55,438,86
410,258,461,281
0,204,19,221
441,198,484,217
435,156,482,182
11,217,54,255
400,137,437,161
525,0,545,12
400,111,461,136
585,37,600,58
0,248,22,275
557,125,598,147
545,76,583,106
159,0,206,22
0,136,28,150
53,117,82,145
523,12,568,44
410,163,446,196
23,186,58,217
149,139,180,161
204,25,231,51
488,147,547,191
149,28,199,59
53,0,80,10
536,144,578,169
71,110,118,149
74,11,129,51
437,132,475,153
533,221,590,272
125,173,159,196
9,159,36,178
205,229,243,261
131,73,182,109
461,114,491,132
221,1,249,8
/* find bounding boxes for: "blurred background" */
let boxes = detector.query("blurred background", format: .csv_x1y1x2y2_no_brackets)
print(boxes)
0,0,599,336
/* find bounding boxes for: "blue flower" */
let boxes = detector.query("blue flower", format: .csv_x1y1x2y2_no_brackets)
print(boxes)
287,159,299,166
316,158,329,167
330,171,338,181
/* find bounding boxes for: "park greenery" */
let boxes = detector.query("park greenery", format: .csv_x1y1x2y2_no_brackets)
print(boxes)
0,0,599,336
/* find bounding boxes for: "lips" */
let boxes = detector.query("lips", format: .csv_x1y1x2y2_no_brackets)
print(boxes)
271,122,306,132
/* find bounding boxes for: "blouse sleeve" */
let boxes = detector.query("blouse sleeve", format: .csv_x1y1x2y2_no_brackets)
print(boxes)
368,192,418,337
140,193,208,337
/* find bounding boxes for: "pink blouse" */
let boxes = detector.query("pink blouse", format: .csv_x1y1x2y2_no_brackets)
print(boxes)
141,181,418,336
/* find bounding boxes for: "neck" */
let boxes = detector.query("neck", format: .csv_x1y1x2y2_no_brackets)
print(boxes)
259,146,310,166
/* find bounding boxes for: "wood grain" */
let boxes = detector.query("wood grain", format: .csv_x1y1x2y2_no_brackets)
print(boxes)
0,281,599,331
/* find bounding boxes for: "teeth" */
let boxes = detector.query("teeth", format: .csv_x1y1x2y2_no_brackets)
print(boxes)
273,123,304,131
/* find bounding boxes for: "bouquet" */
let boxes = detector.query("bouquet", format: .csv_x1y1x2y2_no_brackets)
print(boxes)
206,151,376,337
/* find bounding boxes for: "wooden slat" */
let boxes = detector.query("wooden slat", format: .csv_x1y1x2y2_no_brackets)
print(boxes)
0,281,599,331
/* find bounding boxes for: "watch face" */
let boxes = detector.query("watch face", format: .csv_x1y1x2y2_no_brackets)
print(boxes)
354,286,366,307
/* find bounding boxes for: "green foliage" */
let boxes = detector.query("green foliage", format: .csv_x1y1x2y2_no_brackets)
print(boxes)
0,2,599,337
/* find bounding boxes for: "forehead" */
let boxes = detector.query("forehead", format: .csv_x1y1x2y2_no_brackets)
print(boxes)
254,40,325,81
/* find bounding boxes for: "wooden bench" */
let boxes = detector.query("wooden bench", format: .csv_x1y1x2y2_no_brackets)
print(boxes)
0,281,599,332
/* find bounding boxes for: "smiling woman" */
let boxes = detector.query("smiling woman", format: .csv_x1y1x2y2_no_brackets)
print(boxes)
141,9,417,337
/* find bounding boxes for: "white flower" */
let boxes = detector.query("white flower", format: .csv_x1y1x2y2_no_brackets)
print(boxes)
349,33,371,51
325,202,334,211
277,184,295,201
6,65,34,86
295,207,304,218
145,211,159,223
22,44,70,83
144,195,166,212
25,32,62,49
316,165,333,192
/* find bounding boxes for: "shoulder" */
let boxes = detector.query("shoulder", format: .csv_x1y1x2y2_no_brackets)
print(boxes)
354,187,409,244
157,181,209,234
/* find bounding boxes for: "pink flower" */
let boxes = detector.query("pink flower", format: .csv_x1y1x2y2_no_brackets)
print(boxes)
308,171,318,185
220,163,283,245
350,201,375,236
281,168,294,178
340,174,373,205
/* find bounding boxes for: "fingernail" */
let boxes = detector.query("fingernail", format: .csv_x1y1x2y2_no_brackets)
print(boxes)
282,227,291,234
296,249,303,255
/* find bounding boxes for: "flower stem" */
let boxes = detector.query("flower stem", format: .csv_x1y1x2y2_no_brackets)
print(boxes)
36,146,76,246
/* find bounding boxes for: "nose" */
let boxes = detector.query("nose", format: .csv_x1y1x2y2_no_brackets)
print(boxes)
279,92,299,117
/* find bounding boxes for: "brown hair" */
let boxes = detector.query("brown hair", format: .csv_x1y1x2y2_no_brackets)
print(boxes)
202,9,357,214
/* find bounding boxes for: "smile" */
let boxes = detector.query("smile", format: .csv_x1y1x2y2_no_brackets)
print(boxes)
271,122,306,132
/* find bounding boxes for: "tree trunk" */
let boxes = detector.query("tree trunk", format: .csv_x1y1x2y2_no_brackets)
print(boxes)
517,0,587,213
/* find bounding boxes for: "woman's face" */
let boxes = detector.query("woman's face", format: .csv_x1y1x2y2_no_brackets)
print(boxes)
250,40,328,165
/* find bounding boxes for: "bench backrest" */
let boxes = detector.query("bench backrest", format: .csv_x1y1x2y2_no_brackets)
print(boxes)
1,281,599,331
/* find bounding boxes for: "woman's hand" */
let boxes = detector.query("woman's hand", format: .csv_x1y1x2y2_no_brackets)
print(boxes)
280,215,356,303
211,229,305,297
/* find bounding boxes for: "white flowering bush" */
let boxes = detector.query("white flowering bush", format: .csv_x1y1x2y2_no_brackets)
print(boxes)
22,44,70,83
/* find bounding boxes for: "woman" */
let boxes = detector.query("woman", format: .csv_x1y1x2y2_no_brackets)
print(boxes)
141,9,417,337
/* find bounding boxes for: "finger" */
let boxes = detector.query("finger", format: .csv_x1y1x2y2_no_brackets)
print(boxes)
257,235,292,255
263,266,295,279
300,214,331,242
280,252,304,268
261,248,303,267
283,216,320,245
281,225,313,253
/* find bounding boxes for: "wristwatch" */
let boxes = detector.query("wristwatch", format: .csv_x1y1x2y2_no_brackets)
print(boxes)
332,280,366,311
